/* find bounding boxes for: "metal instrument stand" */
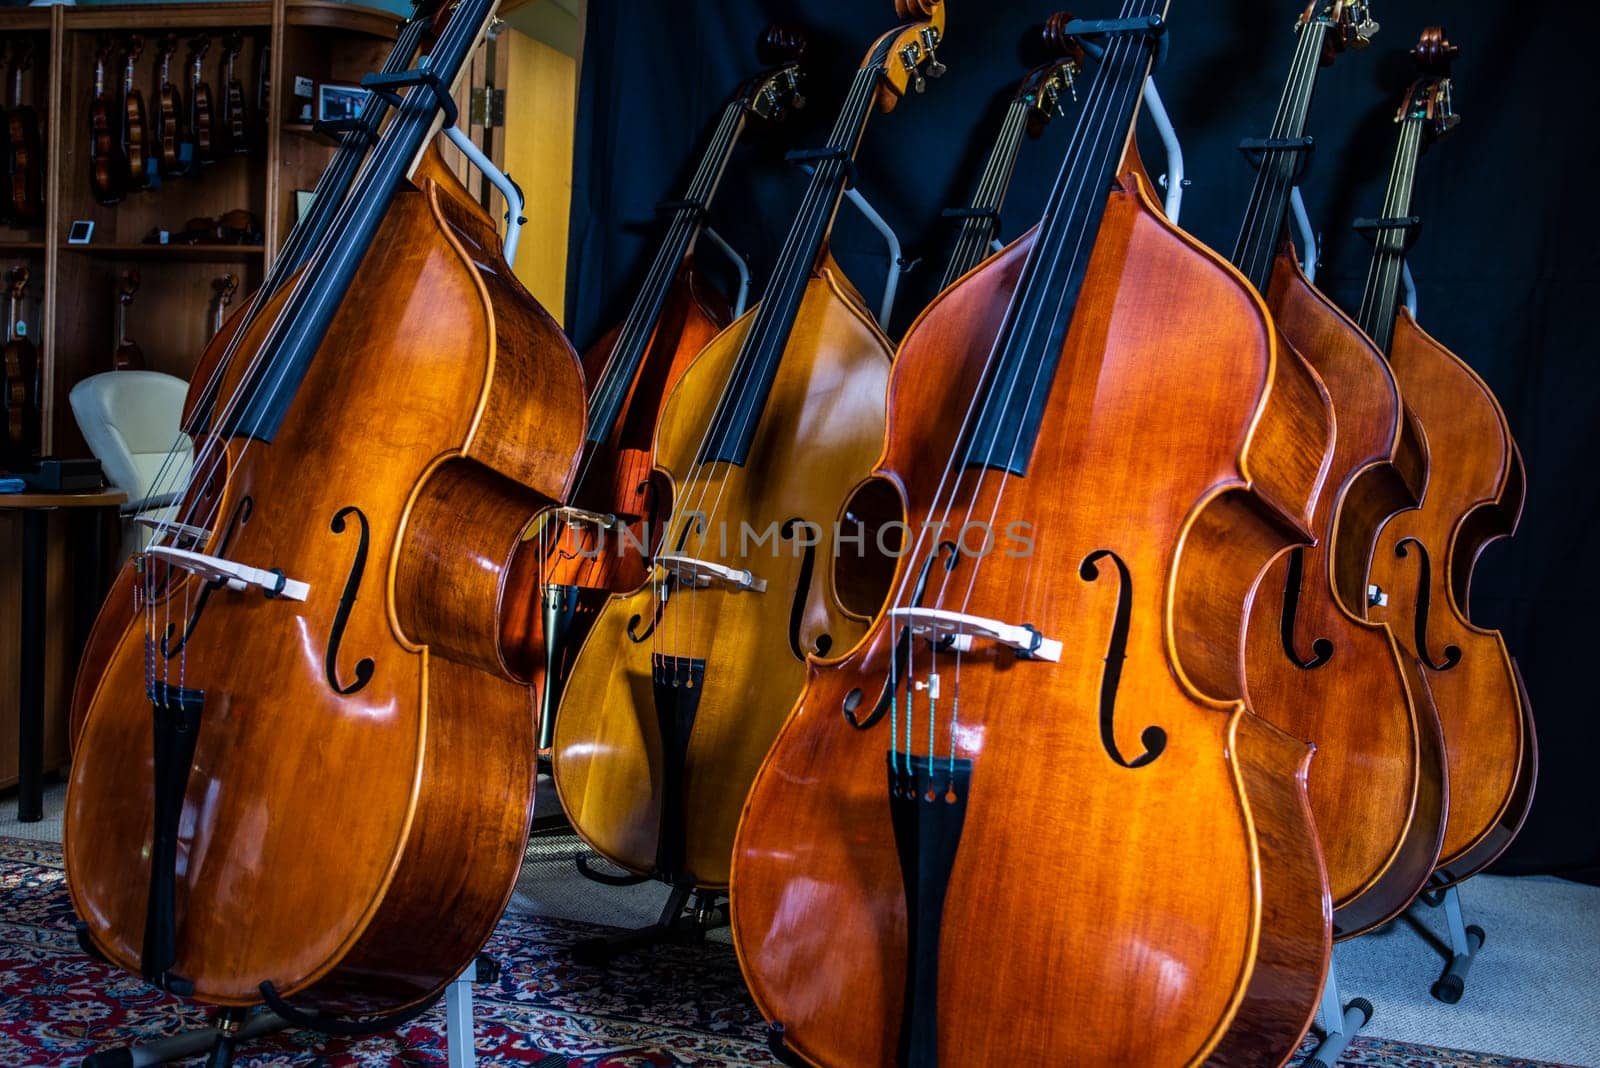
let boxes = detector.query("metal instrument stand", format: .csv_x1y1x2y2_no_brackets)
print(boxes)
797,162,904,327
1143,78,1187,222
1416,877,1487,1004
1302,951,1375,1068
1291,186,1320,282
701,227,753,317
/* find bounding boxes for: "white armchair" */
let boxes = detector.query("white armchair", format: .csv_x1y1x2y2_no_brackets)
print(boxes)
68,371,194,559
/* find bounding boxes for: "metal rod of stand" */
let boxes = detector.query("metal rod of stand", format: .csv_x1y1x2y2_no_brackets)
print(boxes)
1304,953,1374,1068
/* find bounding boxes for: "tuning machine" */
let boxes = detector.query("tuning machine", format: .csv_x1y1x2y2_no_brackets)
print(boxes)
785,67,806,110
920,26,947,79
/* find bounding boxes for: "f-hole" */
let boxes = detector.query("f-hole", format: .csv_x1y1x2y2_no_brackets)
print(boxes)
842,541,957,730
1395,537,1461,672
1280,547,1334,670
627,574,672,643
324,506,375,695
1080,549,1165,769
781,517,830,661
162,495,253,659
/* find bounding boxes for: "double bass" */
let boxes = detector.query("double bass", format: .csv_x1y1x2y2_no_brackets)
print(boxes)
69,1,443,748
521,25,806,752
65,0,585,1014
2,265,37,470
934,12,1082,294
731,4,1335,1063
552,1,947,890
1357,29,1535,885
1234,1,1447,937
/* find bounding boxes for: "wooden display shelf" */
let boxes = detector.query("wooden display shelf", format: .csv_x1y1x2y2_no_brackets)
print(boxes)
61,3,272,31
0,241,47,252
281,122,340,146
59,242,267,262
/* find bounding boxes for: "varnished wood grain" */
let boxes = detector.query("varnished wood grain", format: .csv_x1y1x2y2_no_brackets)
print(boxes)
64,146,585,1010
1241,251,1447,936
731,172,1333,1065
1367,309,1533,880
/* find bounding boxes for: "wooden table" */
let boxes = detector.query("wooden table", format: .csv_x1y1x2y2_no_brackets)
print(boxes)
0,488,126,821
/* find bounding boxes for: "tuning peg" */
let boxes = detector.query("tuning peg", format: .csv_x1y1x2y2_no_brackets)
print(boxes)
920,27,947,78
899,44,927,93
786,70,806,110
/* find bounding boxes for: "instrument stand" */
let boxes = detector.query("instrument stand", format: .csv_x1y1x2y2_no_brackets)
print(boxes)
569,875,730,967
76,955,530,1068
1414,878,1486,1004
1302,952,1374,1068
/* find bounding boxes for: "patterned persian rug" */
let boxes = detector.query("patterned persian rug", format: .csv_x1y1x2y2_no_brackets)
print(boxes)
0,837,1571,1067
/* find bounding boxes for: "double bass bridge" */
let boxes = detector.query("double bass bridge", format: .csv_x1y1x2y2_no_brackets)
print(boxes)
655,553,767,594
888,606,1061,661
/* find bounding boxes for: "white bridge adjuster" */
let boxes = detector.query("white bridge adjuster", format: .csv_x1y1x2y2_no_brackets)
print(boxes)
145,546,310,602
656,553,766,594
890,606,1061,662
554,506,617,530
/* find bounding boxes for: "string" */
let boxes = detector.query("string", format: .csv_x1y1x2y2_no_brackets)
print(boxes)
141,0,492,694
875,0,1158,765
938,97,1031,292
1231,14,1327,292
1358,115,1423,350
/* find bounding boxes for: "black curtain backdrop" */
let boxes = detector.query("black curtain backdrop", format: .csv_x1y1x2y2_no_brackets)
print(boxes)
565,1,1600,881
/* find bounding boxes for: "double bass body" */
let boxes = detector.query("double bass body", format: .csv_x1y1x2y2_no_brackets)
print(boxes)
66,150,586,1009
733,161,1335,1064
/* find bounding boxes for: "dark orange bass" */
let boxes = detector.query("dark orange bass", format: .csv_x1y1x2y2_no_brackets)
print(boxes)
1234,2,1447,939
732,5,1335,1063
1354,29,1535,885
65,0,583,1013
68,5,441,750
516,27,806,750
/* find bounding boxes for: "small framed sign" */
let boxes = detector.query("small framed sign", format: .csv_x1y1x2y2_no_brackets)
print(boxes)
316,83,370,124
67,220,94,245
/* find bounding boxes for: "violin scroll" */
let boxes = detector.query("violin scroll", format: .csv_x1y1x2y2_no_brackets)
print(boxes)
7,265,29,302
874,0,946,113
1401,27,1461,143
745,25,808,120
1305,0,1380,65
1024,14,1086,136
757,23,807,66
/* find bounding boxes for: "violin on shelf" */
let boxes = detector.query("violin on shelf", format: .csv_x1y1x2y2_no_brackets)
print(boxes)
253,39,270,152
934,12,1083,294
2,265,38,470
1230,0,1448,939
89,39,124,204
186,35,214,166
551,2,945,893
732,4,1337,1063
70,1,445,750
220,33,247,155
121,36,149,191
1357,28,1535,887
520,23,806,752
112,270,144,371
6,39,43,224
154,34,185,176
209,272,238,337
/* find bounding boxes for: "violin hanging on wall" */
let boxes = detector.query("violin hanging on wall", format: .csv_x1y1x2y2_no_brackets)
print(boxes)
2,265,38,469
220,33,247,155
186,35,214,167
6,39,43,223
154,34,185,176
89,38,124,204
113,270,144,371
121,35,149,191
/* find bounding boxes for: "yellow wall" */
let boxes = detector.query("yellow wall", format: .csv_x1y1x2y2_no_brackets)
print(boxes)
502,31,575,320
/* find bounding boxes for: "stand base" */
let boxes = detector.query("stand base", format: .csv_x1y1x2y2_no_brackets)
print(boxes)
571,879,728,967
1304,955,1374,1068
1412,878,1486,1004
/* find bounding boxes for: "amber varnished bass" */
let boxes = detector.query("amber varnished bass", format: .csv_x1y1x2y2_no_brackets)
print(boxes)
733,6,1334,1060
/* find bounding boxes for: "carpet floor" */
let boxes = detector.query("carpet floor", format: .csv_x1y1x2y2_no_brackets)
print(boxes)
0,834,1583,1068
